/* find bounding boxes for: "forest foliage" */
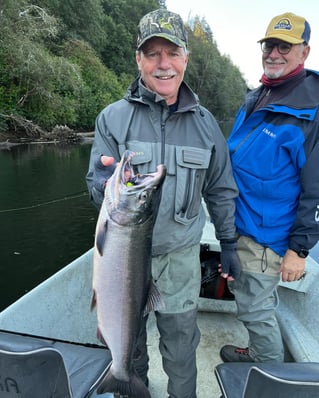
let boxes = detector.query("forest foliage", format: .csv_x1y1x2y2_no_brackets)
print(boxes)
0,0,248,135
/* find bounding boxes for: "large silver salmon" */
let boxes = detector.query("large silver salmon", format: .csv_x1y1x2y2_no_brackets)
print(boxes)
91,150,166,397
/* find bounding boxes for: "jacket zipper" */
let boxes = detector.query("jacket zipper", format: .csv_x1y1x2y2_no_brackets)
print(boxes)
233,122,262,154
160,109,169,164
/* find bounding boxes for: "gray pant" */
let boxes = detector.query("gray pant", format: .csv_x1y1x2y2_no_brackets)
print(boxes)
134,244,201,398
230,236,284,362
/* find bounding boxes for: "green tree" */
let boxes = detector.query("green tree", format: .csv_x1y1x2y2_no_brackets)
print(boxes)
34,0,108,55
0,1,64,124
62,39,126,129
0,0,248,136
185,16,247,123
0,1,125,131
100,0,158,76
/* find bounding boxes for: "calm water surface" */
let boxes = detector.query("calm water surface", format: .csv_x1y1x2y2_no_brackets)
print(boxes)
0,141,97,311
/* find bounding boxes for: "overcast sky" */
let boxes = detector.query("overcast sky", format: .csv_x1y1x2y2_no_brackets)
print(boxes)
165,0,318,87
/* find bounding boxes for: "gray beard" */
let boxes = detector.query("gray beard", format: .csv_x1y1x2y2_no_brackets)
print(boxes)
264,66,285,79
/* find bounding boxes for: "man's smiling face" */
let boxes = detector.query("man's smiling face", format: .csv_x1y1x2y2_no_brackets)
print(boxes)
136,37,189,105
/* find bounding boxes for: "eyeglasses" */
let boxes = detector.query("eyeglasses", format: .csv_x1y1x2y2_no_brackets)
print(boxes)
261,41,293,55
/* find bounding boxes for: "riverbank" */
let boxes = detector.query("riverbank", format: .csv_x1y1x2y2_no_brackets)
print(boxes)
0,130,94,149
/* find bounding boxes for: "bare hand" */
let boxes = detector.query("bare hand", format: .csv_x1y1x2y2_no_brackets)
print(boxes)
218,264,235,282
100,155,115,167
280,249,306,282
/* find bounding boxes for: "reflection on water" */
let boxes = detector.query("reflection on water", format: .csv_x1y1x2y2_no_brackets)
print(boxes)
0,141,98,311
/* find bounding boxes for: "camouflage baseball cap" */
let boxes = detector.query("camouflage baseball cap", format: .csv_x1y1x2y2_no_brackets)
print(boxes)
137,9,188,50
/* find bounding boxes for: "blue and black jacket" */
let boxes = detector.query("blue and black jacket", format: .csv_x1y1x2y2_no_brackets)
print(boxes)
228,69,319,256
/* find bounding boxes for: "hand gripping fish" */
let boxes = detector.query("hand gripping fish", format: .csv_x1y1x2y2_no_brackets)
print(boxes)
91,150,166,397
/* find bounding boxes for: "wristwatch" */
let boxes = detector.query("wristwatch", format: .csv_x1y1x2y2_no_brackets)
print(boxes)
293,248,309,258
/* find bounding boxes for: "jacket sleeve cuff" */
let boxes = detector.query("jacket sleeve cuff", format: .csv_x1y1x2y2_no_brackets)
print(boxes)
288,241,307,252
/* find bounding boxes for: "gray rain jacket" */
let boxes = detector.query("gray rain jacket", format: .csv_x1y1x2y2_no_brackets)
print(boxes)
86,78,238,256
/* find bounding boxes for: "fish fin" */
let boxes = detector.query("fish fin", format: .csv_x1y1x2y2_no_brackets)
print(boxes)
96,220,108,256
97,368,150,398
143,280,165,316
90,290,96,311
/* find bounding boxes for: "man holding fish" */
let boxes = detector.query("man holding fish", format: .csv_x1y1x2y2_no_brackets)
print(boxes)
86,6,240,398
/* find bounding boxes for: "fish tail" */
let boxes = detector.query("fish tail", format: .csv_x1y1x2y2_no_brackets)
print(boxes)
96,368,151,398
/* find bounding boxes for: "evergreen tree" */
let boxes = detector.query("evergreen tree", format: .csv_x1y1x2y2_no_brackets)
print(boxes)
0,0,248,136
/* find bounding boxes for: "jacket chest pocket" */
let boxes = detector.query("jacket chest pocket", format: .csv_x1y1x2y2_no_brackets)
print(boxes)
175,147,210,224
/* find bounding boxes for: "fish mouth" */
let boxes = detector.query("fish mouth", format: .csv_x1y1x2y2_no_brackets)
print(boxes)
106,150,166,223
107,150,166,210
118,151,166,191
125,165,166,191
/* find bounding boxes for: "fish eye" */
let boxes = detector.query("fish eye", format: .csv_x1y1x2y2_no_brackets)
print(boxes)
139,191,149,201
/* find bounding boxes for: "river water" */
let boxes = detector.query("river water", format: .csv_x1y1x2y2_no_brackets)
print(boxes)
0,141,97,311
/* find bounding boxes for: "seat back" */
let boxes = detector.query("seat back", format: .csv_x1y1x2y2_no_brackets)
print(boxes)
243,365,319,398
215,362,319,398
0,330,113,398
0,347,72,398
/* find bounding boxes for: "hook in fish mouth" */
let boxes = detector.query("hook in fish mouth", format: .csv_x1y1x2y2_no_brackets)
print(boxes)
119,151,152,188
124,165,166,192
126,175,139,186
118,151,166,190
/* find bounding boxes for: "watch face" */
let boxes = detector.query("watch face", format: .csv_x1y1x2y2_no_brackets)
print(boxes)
299,249,309,258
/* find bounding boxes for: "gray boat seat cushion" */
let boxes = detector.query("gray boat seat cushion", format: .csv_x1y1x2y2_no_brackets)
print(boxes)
0,346,72,397
0,330,112,397
215,362,319,398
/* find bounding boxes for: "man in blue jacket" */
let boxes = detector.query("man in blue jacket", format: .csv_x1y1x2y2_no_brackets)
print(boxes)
220,12,319,362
